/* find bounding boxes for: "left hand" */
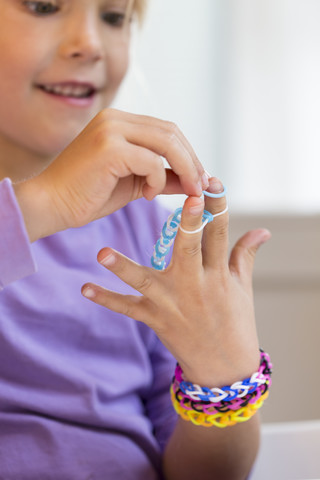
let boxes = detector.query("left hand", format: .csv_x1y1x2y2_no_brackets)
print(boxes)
82,177,271,387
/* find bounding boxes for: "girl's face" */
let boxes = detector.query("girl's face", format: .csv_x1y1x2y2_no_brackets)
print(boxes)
0,0,131,160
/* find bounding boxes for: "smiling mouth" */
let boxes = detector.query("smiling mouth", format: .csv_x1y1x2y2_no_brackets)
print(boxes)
38,83,96,99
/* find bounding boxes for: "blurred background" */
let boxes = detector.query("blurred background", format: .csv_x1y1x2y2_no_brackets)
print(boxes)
115,0,320,213
114,2,320,477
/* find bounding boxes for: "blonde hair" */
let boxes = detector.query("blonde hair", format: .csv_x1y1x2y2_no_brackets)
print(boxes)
126,0,147,24
134,0,147,22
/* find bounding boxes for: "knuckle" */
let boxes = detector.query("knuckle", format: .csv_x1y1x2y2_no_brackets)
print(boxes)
180,243,202,258
213,217,229,238
135,274,153,293
98,107,117,122
121,302,136,319
166,120,179,135
163,122,180,147
93,126,120,153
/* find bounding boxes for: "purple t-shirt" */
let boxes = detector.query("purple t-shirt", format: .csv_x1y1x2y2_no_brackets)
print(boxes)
0,179,177,479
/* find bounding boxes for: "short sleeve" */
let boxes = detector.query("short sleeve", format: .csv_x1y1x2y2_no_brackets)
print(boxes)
0,178,36,289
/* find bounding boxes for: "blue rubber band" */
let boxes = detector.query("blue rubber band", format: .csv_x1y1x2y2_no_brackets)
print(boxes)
203,185,227,198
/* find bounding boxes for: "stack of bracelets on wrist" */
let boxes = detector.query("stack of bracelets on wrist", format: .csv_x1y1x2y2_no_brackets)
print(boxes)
171,349,272,428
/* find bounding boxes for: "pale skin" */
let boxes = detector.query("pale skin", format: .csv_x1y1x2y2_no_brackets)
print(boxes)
0,1,271,479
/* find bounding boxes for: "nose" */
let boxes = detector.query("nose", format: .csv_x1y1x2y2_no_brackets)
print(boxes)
58,11,104,62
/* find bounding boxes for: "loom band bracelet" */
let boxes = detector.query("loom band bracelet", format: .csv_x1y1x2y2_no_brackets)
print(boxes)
178,379,268,406
176,388,267,415
178,375,265,403
175,351,272,401
172,386,196,413
174,386,239,414
203,185,227,198
250,371,269,387
231,380,258,398
237,391,259,409
161,221,179,242
259,350,273,374
167,208,183,229
203,404,231,415
161,208,182,241
231,372,268,397
198,386,239,403
174,388,193,409
151,257,166,270
180,388,230,404
177,392,240,416
179,381,229,403
261,364,273,376
218,386,239,402
174,364,184,383
245,385,269,406
154,240,171,258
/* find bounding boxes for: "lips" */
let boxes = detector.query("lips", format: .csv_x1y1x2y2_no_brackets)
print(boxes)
38,82,96,99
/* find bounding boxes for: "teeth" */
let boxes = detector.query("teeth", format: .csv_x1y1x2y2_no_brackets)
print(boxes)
41,84,93,98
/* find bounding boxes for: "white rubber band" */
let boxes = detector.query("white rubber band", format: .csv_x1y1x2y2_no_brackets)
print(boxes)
179,219,209,235
179,205,229,235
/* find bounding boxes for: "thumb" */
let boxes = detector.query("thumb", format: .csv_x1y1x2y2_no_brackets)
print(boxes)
229,228,271,287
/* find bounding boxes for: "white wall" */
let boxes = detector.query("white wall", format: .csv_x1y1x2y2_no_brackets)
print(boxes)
217,0,320,213
114,0,320,214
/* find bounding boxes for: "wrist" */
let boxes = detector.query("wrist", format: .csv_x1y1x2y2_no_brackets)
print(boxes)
13,176,57,242
171,349,272,429
179,347,261,388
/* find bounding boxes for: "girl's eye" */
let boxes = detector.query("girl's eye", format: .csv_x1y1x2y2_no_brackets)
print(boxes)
23,1,59,15
101,12,126,27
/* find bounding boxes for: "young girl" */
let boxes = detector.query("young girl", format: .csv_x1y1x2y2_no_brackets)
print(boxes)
0,1,271,479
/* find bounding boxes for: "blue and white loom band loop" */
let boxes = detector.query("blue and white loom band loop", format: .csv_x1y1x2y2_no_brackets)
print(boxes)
179,205,228,235
203,184,227,198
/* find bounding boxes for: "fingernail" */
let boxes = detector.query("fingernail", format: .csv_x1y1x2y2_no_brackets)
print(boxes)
82,287,96,299
196,181,203,195
201,172,210,189
207,177,223,194
259,229,272,245
189,195,204,215
100,252,116,267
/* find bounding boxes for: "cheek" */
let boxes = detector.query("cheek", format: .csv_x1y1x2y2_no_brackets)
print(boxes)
107,43,130,90
0,34,45,93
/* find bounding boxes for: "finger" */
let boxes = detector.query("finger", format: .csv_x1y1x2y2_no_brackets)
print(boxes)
125,123,203,196
107,141,167,199
160,168,185,195
229,229,271,289
171,195,205,272
100,109,208,196
94,247,161,300
81,283,151,323
108,109,209,191
202,177,229,269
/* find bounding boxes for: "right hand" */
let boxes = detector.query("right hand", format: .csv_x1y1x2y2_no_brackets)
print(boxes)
14,109,208,242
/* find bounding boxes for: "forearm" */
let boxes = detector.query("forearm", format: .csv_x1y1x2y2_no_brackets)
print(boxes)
13,177,56,242
163,414,260,480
